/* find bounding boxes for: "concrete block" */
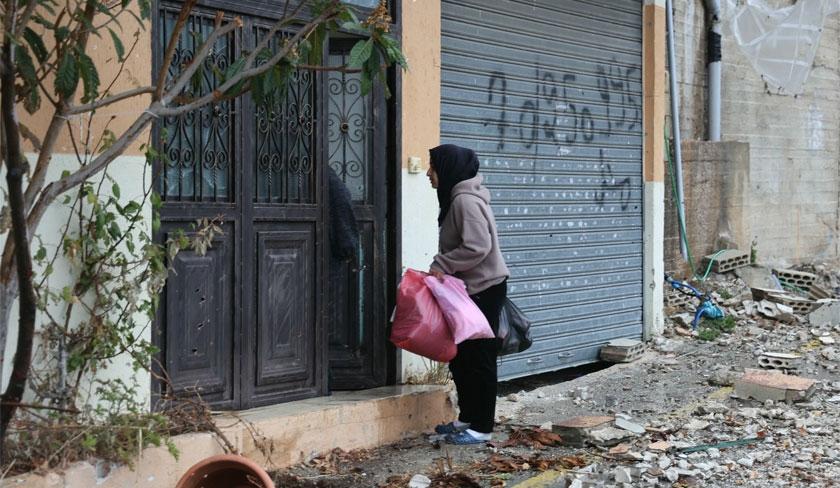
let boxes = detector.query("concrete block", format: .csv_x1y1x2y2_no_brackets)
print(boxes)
735,369,817,403
764,293,816,315
773,268,818,290
704,249,750,273
758,352,802,371
600,339,645,363
552,416,614,447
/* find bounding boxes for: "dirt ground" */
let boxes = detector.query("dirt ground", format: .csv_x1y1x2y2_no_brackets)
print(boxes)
273,271,840,487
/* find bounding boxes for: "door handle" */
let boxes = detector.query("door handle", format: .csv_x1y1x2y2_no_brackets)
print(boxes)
526,357,543,365
558,352,573,359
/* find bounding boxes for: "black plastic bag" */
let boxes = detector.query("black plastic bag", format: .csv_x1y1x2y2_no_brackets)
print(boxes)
496,298,533,356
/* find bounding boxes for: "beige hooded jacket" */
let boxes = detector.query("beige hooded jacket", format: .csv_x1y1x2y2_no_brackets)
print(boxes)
430,175,509,295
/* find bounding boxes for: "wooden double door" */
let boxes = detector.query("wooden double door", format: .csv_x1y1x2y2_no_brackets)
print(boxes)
153,5,390,409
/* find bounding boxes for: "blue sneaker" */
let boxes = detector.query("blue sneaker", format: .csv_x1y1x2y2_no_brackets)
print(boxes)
444,431,488,445
434,422,467,435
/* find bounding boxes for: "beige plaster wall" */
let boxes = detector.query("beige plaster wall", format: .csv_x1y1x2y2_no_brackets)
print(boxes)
399,0,444,380
400,0,441,171
18,5,153,156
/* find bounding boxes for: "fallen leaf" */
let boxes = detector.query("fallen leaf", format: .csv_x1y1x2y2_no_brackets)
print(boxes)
491,428,563,449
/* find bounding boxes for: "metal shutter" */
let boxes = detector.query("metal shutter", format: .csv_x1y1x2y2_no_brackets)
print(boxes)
440,0,645,379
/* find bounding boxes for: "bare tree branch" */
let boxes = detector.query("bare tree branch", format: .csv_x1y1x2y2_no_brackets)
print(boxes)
244,0,309,71
14,0,38,37
298,64,361,73
160,5,339,116
23,115,63,211
27,111,155,236
154,0,198,101
159,18,242,106
65,86,156,115
17,123,41,152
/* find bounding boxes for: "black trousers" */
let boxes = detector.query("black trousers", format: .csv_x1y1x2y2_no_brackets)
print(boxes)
448,279,507,434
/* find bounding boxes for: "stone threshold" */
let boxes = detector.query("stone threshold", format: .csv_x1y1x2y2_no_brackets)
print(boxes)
2,384,454,488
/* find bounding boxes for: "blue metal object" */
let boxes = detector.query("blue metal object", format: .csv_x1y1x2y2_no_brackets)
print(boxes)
665,275,725,329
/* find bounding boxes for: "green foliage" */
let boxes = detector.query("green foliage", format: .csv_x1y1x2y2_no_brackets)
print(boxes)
718,289,733,300
55,52,80,98
697,316,736,341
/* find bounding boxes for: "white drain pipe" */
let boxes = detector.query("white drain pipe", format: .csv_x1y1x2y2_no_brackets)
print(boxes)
666,0,689,261
706,0,722,141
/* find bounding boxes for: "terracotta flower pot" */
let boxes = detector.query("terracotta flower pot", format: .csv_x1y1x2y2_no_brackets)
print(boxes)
175,454,275,488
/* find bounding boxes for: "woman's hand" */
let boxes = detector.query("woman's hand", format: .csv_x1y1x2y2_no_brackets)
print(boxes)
429,269,445,281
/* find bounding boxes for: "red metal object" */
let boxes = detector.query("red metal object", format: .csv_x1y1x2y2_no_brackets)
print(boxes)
174,454,275,488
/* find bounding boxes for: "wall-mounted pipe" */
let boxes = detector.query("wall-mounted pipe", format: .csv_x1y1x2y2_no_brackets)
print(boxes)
706,0,722,141
666,0,689,261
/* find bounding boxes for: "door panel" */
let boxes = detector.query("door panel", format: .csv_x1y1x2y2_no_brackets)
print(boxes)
254,227,316,388
161,222,237,408
327,41,388,390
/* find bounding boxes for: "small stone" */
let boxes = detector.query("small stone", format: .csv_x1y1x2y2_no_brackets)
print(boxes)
673,313,693,328
658,455,673,469
707,448,721,459
610,443,631,456
739,408,760,419
648,441,671,452
678,460,691,470
614,467,633,483
409,474,432,488
820,336,836,345
569,480,583,488
684,419,711,431
507,394,520,402
665,468,680,482
647,467,664,477
737,457,754,468
615,418,646,434
589,426,637,446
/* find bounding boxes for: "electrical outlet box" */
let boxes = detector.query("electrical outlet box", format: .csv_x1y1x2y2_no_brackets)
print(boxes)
408,156,422,174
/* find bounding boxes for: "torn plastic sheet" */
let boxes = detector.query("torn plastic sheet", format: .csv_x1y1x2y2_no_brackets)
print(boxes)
722,0,840,95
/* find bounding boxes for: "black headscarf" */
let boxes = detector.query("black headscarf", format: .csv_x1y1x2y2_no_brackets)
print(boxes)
429,144,480,226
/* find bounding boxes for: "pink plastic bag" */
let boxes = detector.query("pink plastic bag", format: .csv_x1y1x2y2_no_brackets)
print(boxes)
424,275,494,344
390,269,457,362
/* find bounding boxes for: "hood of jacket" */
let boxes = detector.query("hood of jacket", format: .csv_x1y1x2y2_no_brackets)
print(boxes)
451,175,491,205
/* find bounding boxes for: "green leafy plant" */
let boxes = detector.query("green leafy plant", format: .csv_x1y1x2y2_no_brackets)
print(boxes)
697,316,736,341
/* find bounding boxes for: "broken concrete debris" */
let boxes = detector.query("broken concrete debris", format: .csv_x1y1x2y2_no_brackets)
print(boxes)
599,338,645,363
735,368,818,403
407,474,431,488
552,415,647,448
551,416,613,447
808,300,840,326
614,417,646,435
735,265,782,290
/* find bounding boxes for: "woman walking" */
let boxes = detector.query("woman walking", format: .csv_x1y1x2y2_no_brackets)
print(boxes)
426,144,510,445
